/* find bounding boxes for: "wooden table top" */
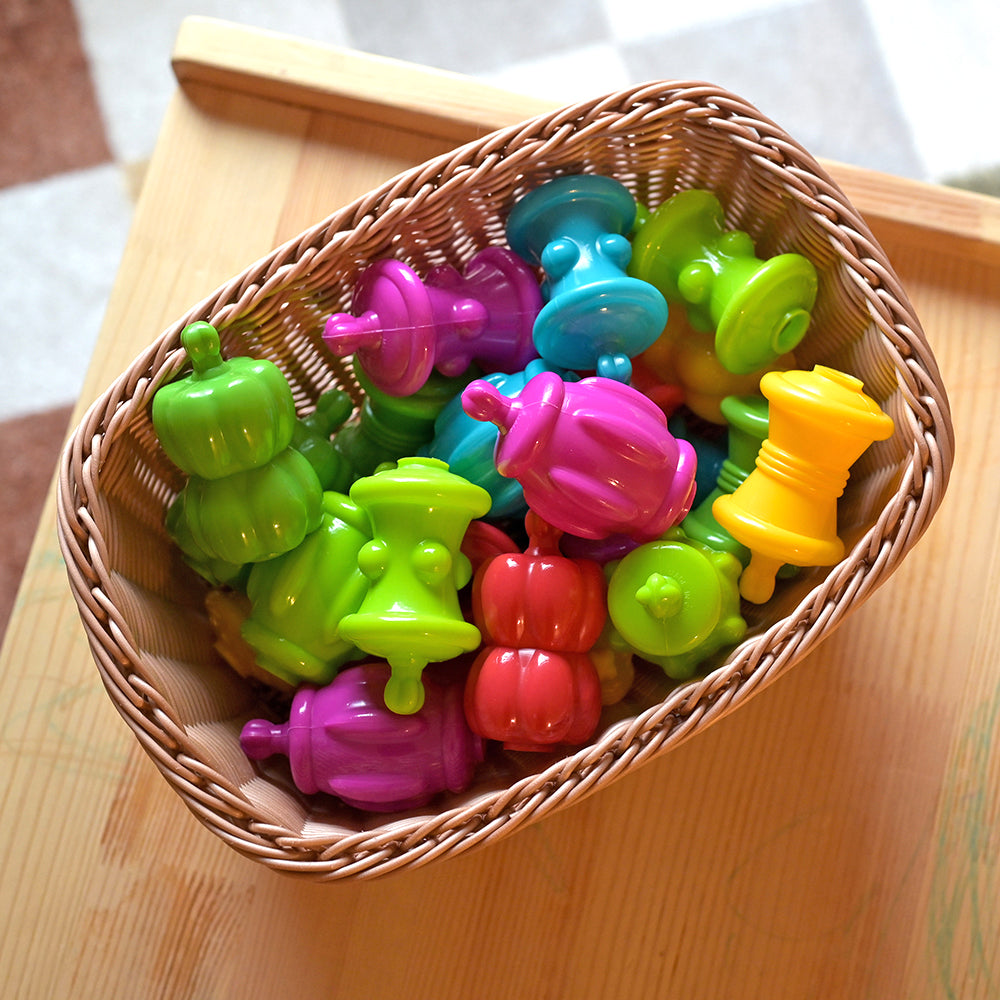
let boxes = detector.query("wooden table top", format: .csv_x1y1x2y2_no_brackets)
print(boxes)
4,17,1000,999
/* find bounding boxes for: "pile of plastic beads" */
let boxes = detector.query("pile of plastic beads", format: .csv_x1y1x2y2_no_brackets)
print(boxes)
151,174,893,813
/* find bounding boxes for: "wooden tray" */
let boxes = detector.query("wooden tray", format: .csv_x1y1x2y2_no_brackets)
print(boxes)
3,17,999,998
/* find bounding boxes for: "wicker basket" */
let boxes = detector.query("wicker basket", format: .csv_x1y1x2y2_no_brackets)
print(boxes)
57,81,953,880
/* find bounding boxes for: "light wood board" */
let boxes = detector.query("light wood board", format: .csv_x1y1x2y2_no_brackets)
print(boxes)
3,17,1000,999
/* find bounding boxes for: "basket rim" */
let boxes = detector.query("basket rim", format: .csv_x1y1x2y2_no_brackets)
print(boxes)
56,78,954,880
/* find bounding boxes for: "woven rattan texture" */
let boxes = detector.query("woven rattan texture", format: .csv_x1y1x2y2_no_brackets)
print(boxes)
57,81,953,880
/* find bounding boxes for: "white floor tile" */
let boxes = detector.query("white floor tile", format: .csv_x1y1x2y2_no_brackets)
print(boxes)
601,0,808,43
73,1,352,164
622,0,925,179
862,0,1000,180
0,165,132,421
478,44,632,107
340,0,611,77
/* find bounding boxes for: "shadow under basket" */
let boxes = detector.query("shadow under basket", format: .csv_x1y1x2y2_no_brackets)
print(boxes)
57,80,953,881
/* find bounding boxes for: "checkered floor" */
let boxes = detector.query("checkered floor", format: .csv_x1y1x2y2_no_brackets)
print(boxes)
3,0,1000,425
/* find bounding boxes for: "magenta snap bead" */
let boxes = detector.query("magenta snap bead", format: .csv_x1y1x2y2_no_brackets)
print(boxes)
425,246,542,375
323,251,543,397
240,661,484,813
462,370,698,542
323,259,486,396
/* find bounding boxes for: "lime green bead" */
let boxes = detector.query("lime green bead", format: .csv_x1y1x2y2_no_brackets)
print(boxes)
682,394,770,565
152,322,298,479
629,189,817,375
239,491,372,687
337,457,491,714
164,493,249,589
609,531,724,658
635,572,685,621
181,446,323,566
290,388,354,493
608,528,746,681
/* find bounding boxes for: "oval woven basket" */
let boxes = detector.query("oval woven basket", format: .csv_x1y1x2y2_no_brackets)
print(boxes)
57,80,953,880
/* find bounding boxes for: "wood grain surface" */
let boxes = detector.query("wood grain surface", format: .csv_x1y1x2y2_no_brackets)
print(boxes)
2,18,998,999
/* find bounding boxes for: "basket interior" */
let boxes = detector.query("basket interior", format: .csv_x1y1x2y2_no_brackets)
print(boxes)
63,83,948,872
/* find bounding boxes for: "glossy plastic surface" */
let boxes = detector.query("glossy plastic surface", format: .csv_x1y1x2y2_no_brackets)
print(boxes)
464,512,605,750
463,646,602,752
240,661,484,812
240,491,372,687
589,621,636,705
290,388,354,493
333,365,474,482
174,444,324,567
668,409,728,508
425,358,571,518
607,527,746,680
505,174,668,381
629,353,687,420
460,519,520,576
461,370,697,542
323,258,486,396
322,250,540,397
203,588,274,687
164,494,249,588
557,532,642,565
472,511,607,651
682,393,770,563
630,188,817,375
423,246,542,374
643,322,794,425
336,457,492,714
152,321,297,479
152,320,325,568
713,365,895,602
